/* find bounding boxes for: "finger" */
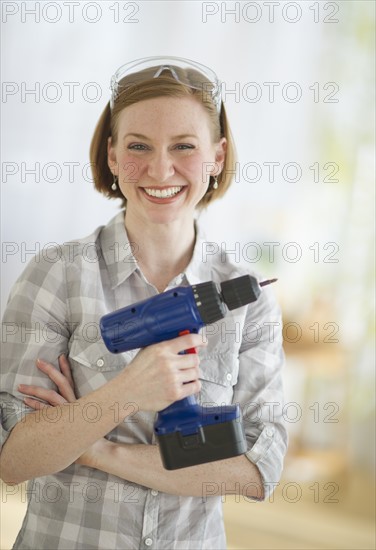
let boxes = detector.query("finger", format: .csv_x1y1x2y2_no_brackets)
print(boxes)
37,360,76,401
179,366,200,385
23,396,49,410
158,333,207,355
178,379,202,400
176,353,200,371
58,354,75,389
18,384,67,406
36,359,76,402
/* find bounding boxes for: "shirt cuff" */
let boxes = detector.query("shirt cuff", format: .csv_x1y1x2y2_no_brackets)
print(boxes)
245,425,285,501
0,392,33,450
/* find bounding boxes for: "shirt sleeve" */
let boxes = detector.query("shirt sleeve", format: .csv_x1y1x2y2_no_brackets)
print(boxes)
232,283,288,501
0,249,70,450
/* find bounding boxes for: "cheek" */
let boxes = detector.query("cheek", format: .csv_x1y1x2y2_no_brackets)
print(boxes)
182,156,210,185
118,155,145,184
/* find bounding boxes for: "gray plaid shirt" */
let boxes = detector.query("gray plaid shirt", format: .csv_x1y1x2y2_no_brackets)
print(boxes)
1,211,287,550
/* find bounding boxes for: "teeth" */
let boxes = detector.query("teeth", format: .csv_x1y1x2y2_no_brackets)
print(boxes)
144,186,182,198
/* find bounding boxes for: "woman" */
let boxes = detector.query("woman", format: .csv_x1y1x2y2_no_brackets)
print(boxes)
1,57,287,549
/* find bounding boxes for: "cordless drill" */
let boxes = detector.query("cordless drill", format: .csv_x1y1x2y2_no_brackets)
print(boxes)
100,275,276,470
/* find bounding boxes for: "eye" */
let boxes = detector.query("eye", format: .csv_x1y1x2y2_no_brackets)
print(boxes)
175,144,195,150
128,143,149,151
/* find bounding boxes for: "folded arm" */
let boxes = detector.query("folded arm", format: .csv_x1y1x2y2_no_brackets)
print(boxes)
0,333,204,485
82,438,264,499
15,356,264,499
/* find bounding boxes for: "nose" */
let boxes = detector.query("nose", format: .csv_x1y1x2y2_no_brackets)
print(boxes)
147,149,175,183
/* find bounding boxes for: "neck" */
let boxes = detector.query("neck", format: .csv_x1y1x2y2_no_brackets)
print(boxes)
124,210,196,292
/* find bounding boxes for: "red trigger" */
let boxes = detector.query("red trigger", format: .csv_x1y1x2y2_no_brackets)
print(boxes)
179,330,197,354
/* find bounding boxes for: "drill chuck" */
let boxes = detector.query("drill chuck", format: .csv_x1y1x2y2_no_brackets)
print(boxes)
191,275,262,323
190,281,226,324
220,275,261,310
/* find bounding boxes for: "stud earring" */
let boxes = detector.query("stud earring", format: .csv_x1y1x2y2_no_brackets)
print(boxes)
111,175,118,191
213,176,219,190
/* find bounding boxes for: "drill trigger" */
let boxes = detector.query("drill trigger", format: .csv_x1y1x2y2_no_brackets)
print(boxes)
179,330,197,354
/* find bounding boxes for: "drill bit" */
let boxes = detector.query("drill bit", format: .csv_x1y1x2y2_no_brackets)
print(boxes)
259,278,278,287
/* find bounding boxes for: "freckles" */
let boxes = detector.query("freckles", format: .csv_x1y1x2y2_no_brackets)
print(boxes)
120,157,143,183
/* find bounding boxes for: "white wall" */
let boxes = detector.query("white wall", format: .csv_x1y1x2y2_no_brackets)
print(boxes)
3,1,370,315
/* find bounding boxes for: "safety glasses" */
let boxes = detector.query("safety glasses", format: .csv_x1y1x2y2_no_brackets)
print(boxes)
110,56,222,112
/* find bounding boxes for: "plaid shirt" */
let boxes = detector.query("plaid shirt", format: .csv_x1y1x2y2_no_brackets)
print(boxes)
1,211,287,550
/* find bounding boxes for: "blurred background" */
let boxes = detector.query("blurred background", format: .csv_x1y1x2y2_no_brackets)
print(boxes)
1,1,375,548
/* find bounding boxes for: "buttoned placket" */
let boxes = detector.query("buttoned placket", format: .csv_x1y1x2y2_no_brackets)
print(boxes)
140,427,160,548
139,273,185,549
139,268,201,549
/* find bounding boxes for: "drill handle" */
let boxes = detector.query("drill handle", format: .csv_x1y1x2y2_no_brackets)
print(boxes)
178,329,197,354
178,329,198,405
158,330,198,414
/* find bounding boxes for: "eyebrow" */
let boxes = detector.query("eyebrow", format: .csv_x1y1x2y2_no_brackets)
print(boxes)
122,133,198,141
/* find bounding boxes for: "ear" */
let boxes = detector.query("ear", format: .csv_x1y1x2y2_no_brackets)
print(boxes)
107,136,118,175
214,137,227,175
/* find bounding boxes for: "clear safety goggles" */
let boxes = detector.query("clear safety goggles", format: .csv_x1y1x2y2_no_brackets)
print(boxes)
110,56,222,112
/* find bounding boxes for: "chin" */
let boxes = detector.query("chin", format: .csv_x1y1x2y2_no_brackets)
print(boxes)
147,203,195,226
147,213,181,225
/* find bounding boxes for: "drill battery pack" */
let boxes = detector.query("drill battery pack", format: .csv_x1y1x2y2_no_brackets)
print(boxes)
154,401,247,470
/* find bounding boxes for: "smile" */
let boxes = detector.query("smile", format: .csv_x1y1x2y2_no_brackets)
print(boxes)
143,186,183,198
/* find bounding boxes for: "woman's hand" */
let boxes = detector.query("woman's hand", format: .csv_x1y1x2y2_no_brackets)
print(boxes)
121,332,207,412
18,355,108,468
18,354,77,408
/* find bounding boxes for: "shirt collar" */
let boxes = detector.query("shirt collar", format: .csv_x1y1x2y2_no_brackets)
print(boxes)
100,210,138,289
183,220,214,285
99,211,214,289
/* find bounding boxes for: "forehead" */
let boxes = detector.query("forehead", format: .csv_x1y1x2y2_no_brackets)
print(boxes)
116,96,213,138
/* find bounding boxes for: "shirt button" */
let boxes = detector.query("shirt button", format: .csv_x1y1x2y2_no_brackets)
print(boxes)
151,489,158,496
144,538,153,547
266,428,274,438
226,373,232,381
96,358,104,368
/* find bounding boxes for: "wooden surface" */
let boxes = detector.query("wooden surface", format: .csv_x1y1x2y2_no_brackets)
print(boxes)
223,469,375,550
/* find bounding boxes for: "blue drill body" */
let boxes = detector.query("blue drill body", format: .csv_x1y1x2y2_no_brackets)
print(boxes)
100,275,273,469
100,286,205,353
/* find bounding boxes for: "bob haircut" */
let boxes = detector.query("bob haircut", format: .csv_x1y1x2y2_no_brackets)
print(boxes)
90,66,237,210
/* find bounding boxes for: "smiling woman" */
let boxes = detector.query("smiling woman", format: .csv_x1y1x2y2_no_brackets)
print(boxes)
0,56,287,550
90,56,237,210
107,96,226,233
